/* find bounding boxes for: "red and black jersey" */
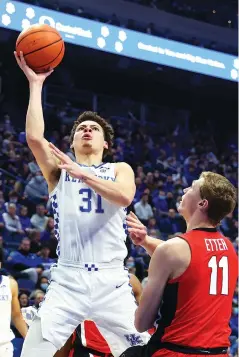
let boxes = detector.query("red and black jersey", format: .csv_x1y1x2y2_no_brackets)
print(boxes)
148,228,238,355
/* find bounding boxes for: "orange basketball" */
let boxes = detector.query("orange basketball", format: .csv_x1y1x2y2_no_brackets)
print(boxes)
16,24,65,73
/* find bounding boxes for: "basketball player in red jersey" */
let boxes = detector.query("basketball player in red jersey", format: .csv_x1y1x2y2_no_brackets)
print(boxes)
121,172,238,357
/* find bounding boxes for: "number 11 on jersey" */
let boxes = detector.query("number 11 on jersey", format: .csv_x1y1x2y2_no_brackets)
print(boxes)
208,256,228,295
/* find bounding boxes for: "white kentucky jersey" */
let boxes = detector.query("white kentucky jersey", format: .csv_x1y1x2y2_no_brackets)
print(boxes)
0,275,14,344
50,163,128,263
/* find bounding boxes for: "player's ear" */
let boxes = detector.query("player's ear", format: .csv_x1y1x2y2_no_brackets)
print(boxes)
103,141,108,149
198,199,208,210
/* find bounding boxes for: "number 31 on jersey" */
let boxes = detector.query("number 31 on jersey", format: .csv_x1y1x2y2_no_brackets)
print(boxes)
79,188,104,213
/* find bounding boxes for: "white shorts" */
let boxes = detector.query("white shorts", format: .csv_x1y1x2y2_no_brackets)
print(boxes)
35,261,150,356
0,342,13,357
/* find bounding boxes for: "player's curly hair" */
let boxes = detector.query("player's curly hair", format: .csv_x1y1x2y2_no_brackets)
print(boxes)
69,111,114,158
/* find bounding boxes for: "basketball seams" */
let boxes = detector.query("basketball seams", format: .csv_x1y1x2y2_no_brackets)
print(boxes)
30,42,65,71
23,38,62,57
16,30,61,47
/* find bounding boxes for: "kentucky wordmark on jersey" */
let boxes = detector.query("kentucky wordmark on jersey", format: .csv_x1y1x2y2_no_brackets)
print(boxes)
49,163,128,264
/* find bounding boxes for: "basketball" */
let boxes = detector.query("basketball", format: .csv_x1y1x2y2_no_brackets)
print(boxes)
16,24,65,73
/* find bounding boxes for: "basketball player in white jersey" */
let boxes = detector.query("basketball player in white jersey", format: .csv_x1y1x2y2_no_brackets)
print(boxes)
0,247,28,357
22,273,143,357
14,52,150,357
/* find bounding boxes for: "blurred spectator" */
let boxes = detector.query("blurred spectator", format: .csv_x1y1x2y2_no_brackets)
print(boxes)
28,155,40,175
156,208,185,239
221,212,238,241
147,217,159,230
168,208,186,233
153,190,169,214
19,206,32,233
147,217,160,237
166,191,177,210
134,193,154,226
19,292,29,308
134,177,146,203
7,238,40,274
29,230,42,254
38,244,56,269
4,190,21,213
2,203,24,237
30,205,48,232
3,114,14,133
41,217,54,242
33,291,45,309
24,172,48,203
36,276,49,293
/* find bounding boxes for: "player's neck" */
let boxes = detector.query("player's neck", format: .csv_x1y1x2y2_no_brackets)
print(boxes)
75,153,103,167
186,214,216,232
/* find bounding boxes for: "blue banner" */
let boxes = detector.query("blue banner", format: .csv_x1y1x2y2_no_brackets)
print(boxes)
0,0,238,81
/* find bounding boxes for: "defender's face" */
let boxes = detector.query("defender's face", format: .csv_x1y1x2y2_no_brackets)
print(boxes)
177,178,204,222
72,120,108,155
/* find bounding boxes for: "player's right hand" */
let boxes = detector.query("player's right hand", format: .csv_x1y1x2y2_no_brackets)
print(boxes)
126,211,147,246
14,51,53,83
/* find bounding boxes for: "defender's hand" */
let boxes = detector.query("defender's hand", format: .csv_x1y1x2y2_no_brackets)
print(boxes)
126,212,147,246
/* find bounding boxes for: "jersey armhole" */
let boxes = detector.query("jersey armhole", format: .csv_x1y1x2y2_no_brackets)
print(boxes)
49,169,63,197
168,236,192,284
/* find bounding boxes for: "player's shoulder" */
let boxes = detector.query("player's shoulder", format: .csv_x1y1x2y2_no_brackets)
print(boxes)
114,162,134,174
154,237,191,264
9,276,18,293
162,236,190,251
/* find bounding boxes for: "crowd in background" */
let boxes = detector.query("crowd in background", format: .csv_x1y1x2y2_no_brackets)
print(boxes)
0,111,238,355
0,0,237,355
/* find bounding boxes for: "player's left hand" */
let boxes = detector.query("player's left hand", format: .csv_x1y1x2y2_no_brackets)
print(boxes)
49,142,85,179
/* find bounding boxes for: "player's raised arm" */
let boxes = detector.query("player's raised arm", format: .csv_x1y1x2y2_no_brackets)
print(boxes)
14,51,60,191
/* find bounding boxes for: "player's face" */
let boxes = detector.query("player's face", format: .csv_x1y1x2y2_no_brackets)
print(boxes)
72,120,108,155
177,178,204,222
